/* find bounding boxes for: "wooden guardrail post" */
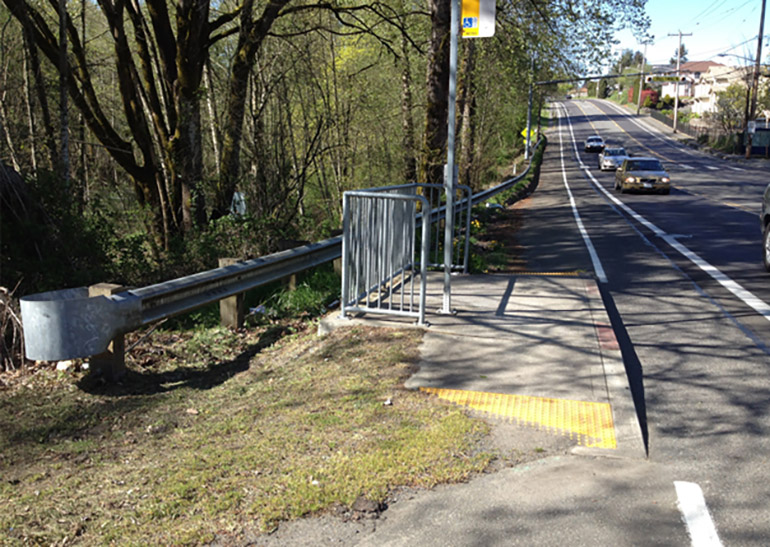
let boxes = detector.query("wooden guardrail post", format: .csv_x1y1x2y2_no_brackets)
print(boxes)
218,258,245,328
88,283,126,380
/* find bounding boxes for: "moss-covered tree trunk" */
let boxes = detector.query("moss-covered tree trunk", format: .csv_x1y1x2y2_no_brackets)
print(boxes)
216,0,290,219
421,0,450,185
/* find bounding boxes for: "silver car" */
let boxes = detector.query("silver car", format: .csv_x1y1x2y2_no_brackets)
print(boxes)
597,147,628,171
761,183,770,271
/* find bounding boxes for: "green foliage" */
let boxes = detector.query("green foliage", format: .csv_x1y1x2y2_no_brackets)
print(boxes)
1,170,111,294
643,95,655,108
713,84,748,132
272,268,341,318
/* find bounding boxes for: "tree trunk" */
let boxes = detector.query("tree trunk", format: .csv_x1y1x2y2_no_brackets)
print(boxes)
203,60,221,180
169,0,208,230
22,47,37,177
58,0,70,188
217,0,290,218
421,0,450,185
458,41,476,189
399,35,417,183
22,25,58,171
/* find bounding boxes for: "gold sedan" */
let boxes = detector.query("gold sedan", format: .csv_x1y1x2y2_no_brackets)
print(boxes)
614,157,671,195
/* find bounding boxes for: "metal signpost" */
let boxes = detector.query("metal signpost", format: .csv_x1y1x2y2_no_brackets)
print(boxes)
442,0,495,313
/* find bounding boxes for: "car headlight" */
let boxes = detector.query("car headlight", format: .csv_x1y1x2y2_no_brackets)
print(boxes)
624,176,636,183
661,177,670,183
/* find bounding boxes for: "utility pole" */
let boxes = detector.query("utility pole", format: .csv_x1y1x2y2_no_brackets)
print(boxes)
637,42,649,115
668,30,692,133
747,0,767,159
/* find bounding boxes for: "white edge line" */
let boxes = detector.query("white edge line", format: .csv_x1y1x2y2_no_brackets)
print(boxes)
674,481,723,547
558,102,770,322
555,103,608,283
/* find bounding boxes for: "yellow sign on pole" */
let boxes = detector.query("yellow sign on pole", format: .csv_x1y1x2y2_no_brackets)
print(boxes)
461,0,495,38
521,128,535,140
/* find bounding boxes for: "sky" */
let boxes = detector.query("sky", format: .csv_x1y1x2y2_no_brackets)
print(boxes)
613,0,768,67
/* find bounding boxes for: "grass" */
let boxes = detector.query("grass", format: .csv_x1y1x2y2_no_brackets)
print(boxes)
0,323,491,545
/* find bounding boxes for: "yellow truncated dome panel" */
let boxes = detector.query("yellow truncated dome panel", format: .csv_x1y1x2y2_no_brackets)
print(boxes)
420,387,616,449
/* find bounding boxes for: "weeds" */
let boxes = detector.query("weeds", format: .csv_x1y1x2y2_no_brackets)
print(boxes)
0,325,490,544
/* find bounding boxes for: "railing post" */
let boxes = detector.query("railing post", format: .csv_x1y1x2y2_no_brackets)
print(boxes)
88,283,126,380
218,258,245,328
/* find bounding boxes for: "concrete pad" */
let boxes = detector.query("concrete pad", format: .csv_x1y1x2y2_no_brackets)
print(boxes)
319,271,646,459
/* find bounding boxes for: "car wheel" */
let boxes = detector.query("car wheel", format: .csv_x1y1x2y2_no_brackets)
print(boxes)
661,188,670,195
763,224,770,272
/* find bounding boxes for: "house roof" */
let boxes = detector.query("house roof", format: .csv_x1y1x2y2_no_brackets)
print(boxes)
679,61,724,74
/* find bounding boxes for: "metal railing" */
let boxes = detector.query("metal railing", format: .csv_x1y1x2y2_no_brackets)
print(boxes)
341,189,430,325
20,137,542,362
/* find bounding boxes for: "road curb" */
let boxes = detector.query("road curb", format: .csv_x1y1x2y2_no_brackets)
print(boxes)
579,278,647,459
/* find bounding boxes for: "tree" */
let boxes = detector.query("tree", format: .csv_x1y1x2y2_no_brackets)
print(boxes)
670,44,688,65
710,83,748,133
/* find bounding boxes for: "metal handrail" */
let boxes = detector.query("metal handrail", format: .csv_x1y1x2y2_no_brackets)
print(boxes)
20,137,544,361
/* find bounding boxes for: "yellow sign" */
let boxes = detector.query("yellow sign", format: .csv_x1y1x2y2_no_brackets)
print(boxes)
521,128,535,139
461,0,495,38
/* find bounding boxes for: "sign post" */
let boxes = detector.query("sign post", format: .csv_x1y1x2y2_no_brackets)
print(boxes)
441,0,495,315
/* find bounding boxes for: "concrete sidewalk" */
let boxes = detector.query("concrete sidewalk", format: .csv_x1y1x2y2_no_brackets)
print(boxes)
321,270,644,460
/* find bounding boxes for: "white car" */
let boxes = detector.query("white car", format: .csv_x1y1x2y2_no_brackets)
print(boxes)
584,136,605,152
598,147,628,171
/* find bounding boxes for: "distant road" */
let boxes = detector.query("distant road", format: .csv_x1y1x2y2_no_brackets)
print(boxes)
554,98,770,545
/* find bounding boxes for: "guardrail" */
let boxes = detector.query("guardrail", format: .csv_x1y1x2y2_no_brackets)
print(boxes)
20,137,543,369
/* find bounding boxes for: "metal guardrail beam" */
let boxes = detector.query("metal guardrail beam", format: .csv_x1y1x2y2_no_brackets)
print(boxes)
20,137,543,362
21,238,341,361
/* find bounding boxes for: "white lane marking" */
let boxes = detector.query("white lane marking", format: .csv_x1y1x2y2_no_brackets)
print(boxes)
559,102,770,322
598,101,689,145
728,166,745,172
705,166,719,171
680,164,696,170
674,481,723,547
555,104,608,283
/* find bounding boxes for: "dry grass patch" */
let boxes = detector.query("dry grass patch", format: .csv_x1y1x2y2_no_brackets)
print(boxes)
0,323,490,545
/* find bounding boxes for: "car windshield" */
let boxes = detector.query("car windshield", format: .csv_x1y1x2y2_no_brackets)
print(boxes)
605,149,625,156
627,160,663,171
588,137,602,142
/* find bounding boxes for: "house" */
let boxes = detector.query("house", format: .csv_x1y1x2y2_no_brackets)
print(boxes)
657,61,725,100
691,65,751,115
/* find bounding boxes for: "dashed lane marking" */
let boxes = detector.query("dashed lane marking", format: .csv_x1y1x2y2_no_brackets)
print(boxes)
705,166,719,171
420,387,617,449
680,164,695,170
675,481,723,546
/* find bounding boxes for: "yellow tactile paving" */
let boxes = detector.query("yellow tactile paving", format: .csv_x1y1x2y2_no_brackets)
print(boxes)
420,387,617,449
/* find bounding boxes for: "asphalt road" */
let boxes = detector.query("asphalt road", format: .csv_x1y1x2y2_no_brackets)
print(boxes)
551,99,770,545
